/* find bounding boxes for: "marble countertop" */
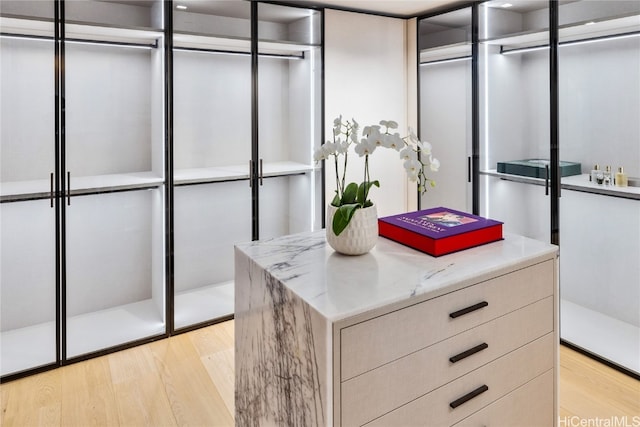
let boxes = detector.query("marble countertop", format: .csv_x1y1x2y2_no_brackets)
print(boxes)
235,231,558,322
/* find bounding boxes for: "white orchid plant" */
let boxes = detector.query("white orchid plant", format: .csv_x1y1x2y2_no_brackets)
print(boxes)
314,116,440,236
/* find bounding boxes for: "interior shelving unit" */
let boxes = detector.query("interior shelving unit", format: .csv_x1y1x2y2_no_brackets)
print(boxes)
482,170,640,200
171,2,323,331
418,7,473,213
0,0,324,380
63,0,166,360
1,0,324,379
0,0,167,378
1,3,59,378
476,0,639,376
418,0,639,378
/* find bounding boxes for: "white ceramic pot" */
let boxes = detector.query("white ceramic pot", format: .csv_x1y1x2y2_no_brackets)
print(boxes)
326,204,378,255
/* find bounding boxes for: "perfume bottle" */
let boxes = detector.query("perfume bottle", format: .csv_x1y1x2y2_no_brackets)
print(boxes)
604,165,612,185
615,167,628,187
591,164,605,184
590,164,601,183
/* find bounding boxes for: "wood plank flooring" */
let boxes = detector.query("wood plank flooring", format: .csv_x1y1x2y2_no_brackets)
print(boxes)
2,320,638,426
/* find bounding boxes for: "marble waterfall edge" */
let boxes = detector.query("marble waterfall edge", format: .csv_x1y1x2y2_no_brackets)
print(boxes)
235,246,330,426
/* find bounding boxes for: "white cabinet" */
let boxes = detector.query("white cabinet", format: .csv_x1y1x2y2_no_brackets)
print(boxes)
338,261,555,426
418,7,473,212
171,1,323,330
0,0,324,379
0,200,57,376
171,1,253,331
0,0,166,377
235,231,558,426
0,2,58,377
62,0,166,359
474,0,640,375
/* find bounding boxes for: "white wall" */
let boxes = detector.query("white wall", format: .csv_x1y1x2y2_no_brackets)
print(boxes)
560,191,640,327
559,37,640,178
419,59,471,212
324,9,415,217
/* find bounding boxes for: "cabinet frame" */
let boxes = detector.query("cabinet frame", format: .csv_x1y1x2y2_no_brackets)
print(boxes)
417,0,640,379
0,0,325,382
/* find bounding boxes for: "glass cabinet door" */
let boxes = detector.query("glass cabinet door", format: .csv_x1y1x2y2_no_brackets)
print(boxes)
557,0,640,375
172,1,252,330
479,0,551,242
257,2,323,240
0,1,57,377
63,0,165,358
418,7,473,212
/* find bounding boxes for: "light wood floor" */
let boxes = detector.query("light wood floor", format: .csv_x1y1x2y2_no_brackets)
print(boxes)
2,320,638,426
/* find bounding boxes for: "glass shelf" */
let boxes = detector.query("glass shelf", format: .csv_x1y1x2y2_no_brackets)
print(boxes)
0,17,163,45
0,321,56,377
65,22,163,45
66,297,165,359
69,172,164,194
173,32,250,53
561,174,640,200
419,42,471,63
174,32,318,57
174,166,248,185
0,179,53,202
0,16,53,38
174,281,234,330
262,161,317,177
481,170,640,200
0,172,164,201
480,14,640,50
173,161,317,186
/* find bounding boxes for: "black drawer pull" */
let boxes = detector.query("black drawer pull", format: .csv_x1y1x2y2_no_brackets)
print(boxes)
449,343,489,364
450,384,489,409
449,301,488,319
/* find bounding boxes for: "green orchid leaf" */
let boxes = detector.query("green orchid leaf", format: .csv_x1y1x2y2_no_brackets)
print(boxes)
341,182,359,205
356,180,380,205
332,203,360,236
331,192,341,206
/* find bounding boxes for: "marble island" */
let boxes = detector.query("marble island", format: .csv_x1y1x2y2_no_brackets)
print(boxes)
235,231,559,426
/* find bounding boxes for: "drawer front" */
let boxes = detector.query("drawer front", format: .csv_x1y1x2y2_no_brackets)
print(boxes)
364,333,554,427
341,260,554,380
342,297,554,427
453,369,555,427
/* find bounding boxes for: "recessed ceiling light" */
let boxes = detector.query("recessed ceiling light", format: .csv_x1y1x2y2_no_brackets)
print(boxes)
501,3,513,8
585,21,596,26
176,4,187,10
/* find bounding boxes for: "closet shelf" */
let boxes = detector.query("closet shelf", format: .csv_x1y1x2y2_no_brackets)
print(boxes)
419,42,471,63
0,16,53,38
481,170,640,200
65,22,163,45
1,172,164,202
173,161,318,186
66,298,165,359
173,32,318,56
480,13,640,50
0,16,163,44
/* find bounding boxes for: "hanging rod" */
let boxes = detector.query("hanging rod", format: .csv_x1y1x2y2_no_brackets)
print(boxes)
173,46,304,60
0,32,158,49
500,30,640,55
420,55,471,66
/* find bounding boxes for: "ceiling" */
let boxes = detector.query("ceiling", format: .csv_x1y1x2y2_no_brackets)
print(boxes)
103,1,574,21
298,0,466,17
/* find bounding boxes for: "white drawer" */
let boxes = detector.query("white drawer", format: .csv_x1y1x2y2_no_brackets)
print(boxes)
341,296,554,426
453,369,555,427
364,333,554,427
341,260,554,380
